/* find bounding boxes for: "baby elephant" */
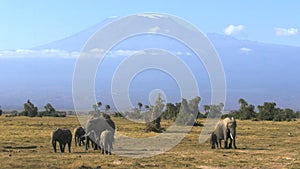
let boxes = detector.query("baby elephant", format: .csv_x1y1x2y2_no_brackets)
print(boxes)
100,130,114,155
74,126,86,146
51,128,72,153
210,132,219,149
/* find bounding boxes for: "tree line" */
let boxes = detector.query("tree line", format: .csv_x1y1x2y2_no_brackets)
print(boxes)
1,100,66,117
208,98,300,121
1,97,299,122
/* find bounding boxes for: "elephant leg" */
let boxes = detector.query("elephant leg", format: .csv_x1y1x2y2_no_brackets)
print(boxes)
85,136,89,151
210,137,214,149
228,138,233,149
59,143,63,153
62,144,66,153
75,137,77,147
68,142,71,153
92,141,97,150
233,138,237,149
224,139,229,149
79,137,84,146
218,139,222,149
82,139,85,146
52,141,57,153
108,144,112,155
105,144,109,154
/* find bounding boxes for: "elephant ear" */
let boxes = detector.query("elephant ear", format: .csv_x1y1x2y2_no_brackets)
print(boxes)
227,122,232,128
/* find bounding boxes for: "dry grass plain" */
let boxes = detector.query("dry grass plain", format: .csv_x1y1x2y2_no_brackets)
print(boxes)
0,115,299,169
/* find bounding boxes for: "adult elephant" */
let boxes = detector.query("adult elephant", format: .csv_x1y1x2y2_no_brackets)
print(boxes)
214,117,237,149
51,128,72,153
85,117,115,151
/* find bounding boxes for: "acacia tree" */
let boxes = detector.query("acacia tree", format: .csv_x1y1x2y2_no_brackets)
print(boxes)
236,99,256,120
176,96,201,125
24,99,38,117
162,103,178,120
0,106,2,116
44,103,56,116
238,98,248,109
206,103,223,119
257,102,277,120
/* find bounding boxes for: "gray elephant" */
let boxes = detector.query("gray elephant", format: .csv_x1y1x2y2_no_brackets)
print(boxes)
100,129,114,155
213,117,237,149
85,130,100,150
85,116,115,151
51,128,72,153
74,126,86,146
210,132,218,149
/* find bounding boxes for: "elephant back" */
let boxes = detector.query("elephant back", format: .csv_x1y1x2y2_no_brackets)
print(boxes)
52,128,72,144
86,117,115,134
74,126,85,136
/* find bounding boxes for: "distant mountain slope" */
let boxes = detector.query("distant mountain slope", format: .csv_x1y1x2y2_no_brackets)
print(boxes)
1,17,300,110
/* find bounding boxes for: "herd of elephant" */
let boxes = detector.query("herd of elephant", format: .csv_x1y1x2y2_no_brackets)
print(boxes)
51,116,237,154
51,116,115,155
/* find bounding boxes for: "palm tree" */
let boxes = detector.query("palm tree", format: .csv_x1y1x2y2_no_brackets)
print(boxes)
138,102,143,111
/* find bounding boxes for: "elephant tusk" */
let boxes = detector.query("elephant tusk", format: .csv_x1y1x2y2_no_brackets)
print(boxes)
230,133,234,139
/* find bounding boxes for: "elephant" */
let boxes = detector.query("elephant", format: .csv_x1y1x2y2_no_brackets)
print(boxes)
51,128,72,153
213,117,237,149
85,130,100,150
74,126,86,146
210,132,218,149
100,129,114,155
85,116,115,151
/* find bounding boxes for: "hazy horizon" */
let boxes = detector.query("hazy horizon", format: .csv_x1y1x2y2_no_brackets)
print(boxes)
0,1,299,112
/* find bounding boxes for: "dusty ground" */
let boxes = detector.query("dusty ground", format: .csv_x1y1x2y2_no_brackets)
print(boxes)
0,116,299,169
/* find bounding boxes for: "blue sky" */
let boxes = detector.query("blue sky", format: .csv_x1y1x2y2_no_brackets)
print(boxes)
0,0,299,50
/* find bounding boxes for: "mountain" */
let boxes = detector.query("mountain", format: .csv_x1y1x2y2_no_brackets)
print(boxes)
1,17,300,111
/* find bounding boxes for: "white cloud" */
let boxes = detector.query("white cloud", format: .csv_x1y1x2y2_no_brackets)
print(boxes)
90,48,104,53
0,49,79,59
176,51,183,55
274,27,298,36
240,47,252,53
0,49,194,59
224,25,244,35
185,52,191,56
148,26,160,33
137,13,166,19
112,50,138,57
